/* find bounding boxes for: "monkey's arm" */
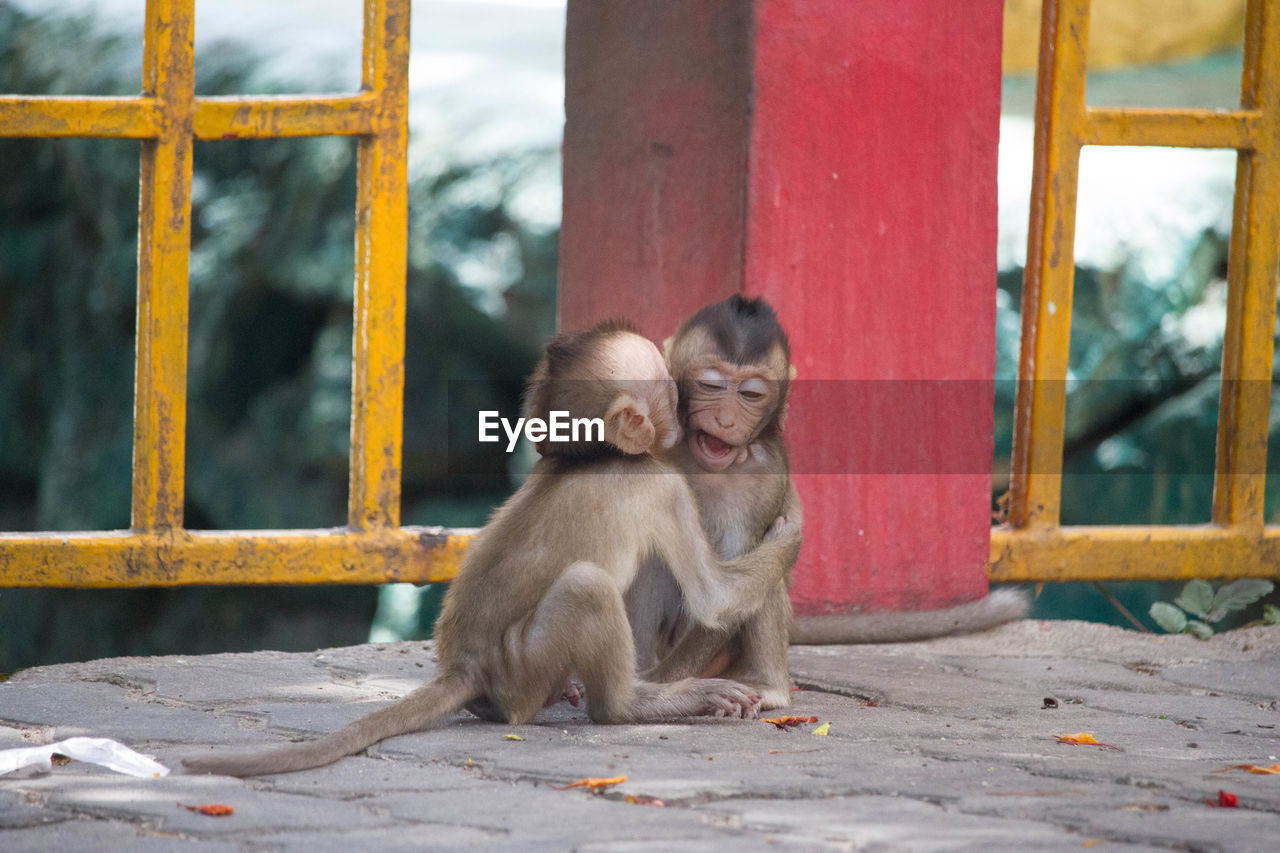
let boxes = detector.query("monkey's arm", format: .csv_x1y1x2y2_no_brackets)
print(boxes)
647,482,802,683
654,480,801,633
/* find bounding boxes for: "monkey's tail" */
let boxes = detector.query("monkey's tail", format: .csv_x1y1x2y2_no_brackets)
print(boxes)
181,670,480,777
789,588,1030,645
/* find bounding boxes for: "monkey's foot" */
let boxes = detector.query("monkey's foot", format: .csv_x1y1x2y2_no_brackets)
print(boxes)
698,678,762,719
720,670,793,711
751,685,793,712
546,680,583,708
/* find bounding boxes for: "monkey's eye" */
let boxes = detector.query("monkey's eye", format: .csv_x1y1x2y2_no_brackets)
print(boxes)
739,378,769,402
696,369,729,393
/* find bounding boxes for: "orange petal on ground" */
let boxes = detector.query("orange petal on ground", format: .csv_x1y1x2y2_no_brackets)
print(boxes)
761,715,820,730
182,803,235,817
1055,733,1099,744
1055,733,1121,750
1213,763,1280,775
551,775,627,791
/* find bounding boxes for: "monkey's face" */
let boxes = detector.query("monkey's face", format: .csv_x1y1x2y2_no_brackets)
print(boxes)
683,356,783,472
664,297,793,472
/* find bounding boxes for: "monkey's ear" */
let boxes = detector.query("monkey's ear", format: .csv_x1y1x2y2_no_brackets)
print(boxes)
605,395,655,455
777,365,796,430
661,336,675,365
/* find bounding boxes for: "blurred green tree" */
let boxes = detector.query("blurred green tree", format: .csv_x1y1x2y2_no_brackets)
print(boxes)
0,2,556,669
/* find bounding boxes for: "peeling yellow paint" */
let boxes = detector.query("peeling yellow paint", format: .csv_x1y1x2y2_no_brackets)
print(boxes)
2,0,1276,589
994,0,1280,583
194,94,378,140
0,2,436,589
0,528,470,588
990,525,1280,582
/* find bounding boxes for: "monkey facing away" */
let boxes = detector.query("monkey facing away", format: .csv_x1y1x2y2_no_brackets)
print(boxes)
629,295,1027,710
182,320,801,777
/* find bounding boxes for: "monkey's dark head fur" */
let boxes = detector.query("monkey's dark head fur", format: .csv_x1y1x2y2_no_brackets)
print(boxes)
670,295,793,443
680,294,791,368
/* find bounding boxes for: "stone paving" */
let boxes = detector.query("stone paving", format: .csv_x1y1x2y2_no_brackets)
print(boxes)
2,620,1278,851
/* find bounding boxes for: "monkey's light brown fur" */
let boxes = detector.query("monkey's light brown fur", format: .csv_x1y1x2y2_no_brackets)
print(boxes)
632,296,1027,711
182,323,800,778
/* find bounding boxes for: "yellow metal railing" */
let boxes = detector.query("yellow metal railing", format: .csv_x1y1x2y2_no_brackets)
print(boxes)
988,0,1280,582
4,0,1276,591
0,0,470,588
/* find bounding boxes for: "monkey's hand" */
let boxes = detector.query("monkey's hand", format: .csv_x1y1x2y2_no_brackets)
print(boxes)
763,513,801,546
760,513,803,579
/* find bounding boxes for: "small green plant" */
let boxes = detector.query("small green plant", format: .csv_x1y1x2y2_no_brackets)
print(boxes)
1149,579,1278,639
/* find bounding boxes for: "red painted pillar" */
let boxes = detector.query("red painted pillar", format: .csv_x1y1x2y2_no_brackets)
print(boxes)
560,0,1001,613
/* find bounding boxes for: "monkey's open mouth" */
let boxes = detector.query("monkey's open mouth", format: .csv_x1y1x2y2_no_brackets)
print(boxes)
695,430,735,460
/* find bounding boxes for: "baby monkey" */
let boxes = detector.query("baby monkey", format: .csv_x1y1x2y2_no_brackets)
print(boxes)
183,320,800,777
630,295,1027,710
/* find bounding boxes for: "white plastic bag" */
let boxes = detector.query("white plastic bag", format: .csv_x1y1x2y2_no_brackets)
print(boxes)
0,737,170,777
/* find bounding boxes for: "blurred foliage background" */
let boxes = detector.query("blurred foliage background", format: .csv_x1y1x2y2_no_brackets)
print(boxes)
996,18,1280,628
0,2,555,669
1,2,1276,670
